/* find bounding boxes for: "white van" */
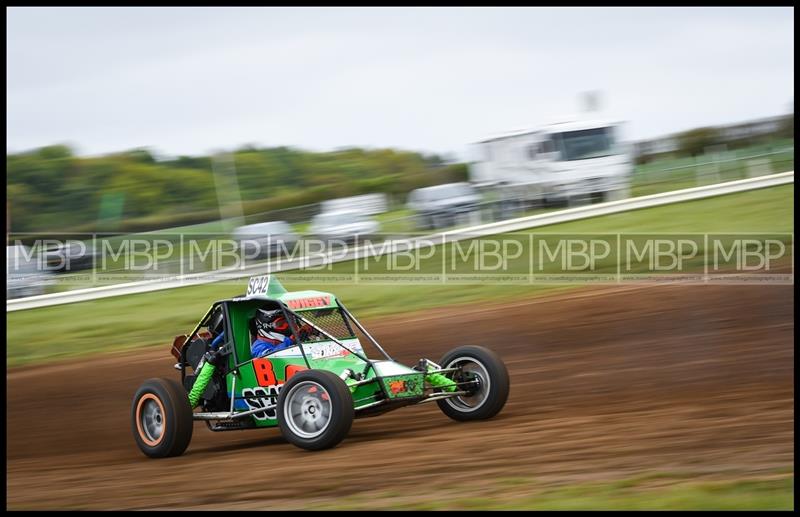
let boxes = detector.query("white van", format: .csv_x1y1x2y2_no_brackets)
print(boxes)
470,119,633,205
309,211,380,243
232,221,299,259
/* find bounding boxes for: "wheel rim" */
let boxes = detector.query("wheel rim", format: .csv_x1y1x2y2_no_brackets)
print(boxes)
137,394,166,446
443,356,491,412
284,381,333,439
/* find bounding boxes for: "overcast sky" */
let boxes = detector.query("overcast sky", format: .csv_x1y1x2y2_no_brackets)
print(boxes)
6,7,794,161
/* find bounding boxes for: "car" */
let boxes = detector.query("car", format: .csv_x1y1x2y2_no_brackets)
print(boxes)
7,244,53,299
406,182,483,230
43,240,99,273
308,210,380,243
320,193,388,216
131,274,510,458
232,221,299,260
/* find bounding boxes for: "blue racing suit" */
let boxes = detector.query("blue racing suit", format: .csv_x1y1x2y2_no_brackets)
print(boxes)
251,335,295,359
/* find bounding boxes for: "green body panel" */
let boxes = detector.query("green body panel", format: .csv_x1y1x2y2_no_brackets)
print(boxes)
242,276,339,310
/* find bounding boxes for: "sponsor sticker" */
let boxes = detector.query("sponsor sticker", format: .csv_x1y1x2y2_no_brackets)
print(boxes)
285,296,332,309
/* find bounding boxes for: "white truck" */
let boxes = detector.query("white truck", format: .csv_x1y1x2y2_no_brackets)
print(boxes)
469,119,634,207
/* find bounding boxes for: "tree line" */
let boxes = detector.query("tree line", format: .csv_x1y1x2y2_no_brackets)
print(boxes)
7,145,467,234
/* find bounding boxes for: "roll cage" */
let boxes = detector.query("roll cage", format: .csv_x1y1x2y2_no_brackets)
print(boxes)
173,296,395,383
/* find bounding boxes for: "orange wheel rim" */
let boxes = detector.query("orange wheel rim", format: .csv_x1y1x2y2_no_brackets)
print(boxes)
136,393,166,447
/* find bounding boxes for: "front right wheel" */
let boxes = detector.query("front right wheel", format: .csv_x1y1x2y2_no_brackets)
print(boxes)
277,370,354,451
436,345,510,421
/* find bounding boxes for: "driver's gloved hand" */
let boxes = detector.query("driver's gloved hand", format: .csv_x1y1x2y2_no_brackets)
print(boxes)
297,324,313,342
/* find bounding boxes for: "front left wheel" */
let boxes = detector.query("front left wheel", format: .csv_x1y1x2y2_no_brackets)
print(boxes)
436,345,510,421
131,378,194,458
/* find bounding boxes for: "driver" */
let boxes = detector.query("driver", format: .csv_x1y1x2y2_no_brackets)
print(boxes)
250,309,295,358
250,309,318,358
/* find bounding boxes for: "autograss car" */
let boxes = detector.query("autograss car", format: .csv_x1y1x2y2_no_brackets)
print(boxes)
131,275,510,458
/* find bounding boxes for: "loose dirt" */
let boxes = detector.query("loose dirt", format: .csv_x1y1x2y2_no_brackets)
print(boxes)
6,283,793,509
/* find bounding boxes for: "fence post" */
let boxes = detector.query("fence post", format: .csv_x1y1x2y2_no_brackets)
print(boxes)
211,152,245,234
696,146,724,187
745,158,772,178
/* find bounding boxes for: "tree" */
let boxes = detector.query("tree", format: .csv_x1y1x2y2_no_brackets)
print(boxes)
676,127,723,157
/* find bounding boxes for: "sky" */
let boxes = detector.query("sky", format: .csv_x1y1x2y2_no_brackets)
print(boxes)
6,7,795,161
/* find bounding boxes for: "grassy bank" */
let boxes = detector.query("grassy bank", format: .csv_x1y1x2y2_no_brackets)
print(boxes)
7,184,793,367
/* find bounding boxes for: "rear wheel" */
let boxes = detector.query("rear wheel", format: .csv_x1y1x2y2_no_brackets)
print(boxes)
277,370,354,451
436,345,510,421
132,378,193,458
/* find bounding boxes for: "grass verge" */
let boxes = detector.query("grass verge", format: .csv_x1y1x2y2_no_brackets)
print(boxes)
6,184,793,368
303,472,794,510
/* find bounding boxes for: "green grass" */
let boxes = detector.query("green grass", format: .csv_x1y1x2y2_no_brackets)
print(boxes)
303,473,794,510
6,184,793,367
374,208,417,233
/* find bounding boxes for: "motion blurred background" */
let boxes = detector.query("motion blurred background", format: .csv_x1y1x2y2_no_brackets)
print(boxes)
6,6,794,510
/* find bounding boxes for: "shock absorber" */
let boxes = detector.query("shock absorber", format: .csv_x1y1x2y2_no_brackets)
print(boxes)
188,350,221,408
423,361,457,392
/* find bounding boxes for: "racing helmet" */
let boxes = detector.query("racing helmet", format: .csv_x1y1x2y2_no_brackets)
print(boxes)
252,309,292,341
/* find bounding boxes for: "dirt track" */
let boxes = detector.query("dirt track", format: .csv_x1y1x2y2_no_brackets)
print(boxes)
6,284,794,509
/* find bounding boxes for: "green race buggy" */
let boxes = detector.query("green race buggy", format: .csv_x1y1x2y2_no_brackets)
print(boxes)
131,275,510,458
